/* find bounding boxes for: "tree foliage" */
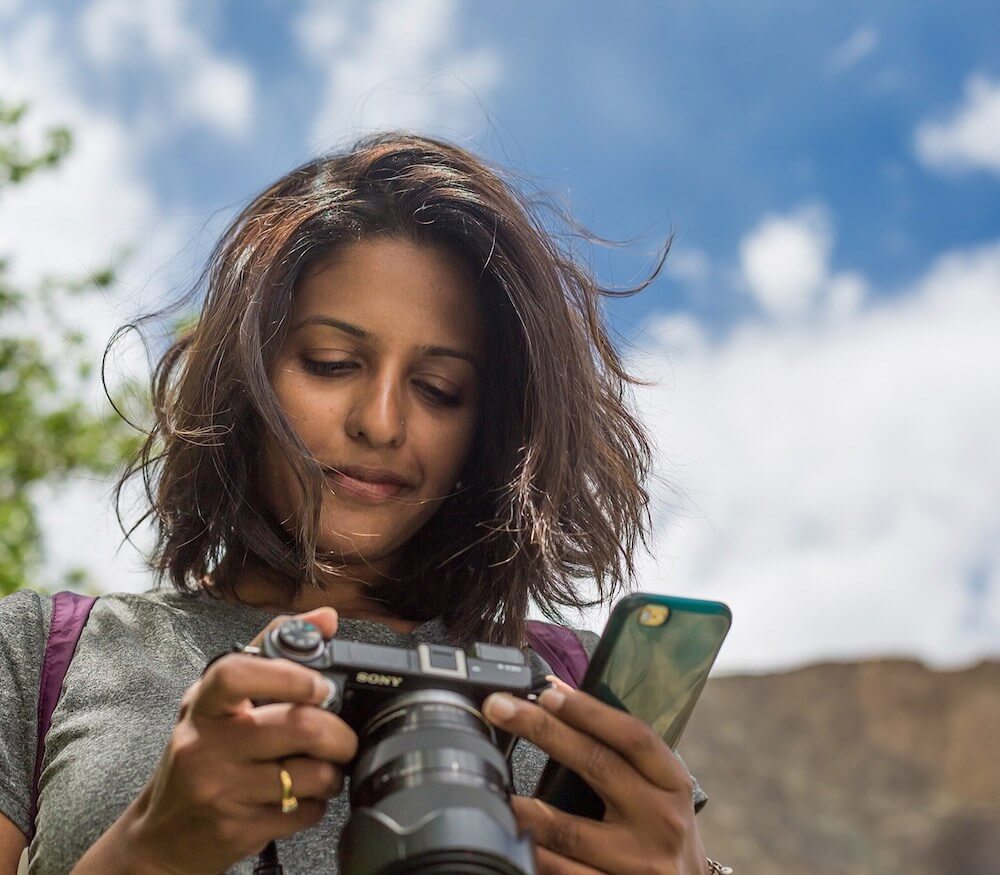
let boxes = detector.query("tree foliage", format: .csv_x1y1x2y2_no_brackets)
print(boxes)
0,100,140,595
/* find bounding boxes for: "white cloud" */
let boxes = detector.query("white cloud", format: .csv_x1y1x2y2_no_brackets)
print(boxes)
914,74,1000,177
0,13,177,314
79,0,254,138
668,247,711,284
594,237,1000,672
825,26,879,76
7,5,997,676
825,271,868,322
738,204,866,322
293,0,501,148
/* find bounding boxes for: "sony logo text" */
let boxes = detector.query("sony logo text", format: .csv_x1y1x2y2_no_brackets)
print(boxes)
356,671,403,687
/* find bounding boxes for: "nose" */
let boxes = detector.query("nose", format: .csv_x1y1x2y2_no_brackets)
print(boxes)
344,369,405,448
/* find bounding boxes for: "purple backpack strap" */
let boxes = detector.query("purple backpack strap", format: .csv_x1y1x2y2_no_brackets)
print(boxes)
29,591,97,840
525,620,589,689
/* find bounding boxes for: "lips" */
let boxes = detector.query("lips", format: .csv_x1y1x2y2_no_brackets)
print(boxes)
323,465,413,502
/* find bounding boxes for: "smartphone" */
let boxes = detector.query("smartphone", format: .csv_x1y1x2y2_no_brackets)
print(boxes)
533,593,731,818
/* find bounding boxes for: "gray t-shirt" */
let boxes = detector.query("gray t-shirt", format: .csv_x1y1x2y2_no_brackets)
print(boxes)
1,587,705,874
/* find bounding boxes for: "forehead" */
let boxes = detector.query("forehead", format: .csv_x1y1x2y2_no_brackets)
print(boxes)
292,237,483,350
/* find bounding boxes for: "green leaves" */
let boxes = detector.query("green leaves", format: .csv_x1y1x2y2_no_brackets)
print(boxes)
0,100,72,190
0,99,139,596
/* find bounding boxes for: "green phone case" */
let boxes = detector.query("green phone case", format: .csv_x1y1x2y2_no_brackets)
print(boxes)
533,593,731,818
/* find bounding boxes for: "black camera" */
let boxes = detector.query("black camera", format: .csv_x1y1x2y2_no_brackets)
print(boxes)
257,618,538,875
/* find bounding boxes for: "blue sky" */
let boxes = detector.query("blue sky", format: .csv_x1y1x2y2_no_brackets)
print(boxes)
45,0,1000,326
2,0,999,671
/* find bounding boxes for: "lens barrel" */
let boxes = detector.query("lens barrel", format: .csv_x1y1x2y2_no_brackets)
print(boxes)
339,690,536,875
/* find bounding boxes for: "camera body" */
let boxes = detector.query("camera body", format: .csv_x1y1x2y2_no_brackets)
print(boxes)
260,618,533,738
255,618,538,875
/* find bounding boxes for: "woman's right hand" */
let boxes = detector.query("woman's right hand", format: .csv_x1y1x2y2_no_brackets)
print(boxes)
76,608,357,875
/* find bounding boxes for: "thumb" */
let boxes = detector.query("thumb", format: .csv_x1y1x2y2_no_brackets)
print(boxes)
249,608,339,648
295,606,339,639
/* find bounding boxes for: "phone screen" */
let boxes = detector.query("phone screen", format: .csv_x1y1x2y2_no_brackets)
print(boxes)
533,594,730,817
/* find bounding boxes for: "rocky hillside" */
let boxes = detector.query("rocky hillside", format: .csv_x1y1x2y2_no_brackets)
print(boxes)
679,659,1000,875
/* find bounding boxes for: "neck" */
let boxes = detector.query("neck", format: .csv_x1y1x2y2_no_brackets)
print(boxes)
210,559,424,635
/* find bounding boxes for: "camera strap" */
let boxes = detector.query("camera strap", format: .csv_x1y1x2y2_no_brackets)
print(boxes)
30,590,98,841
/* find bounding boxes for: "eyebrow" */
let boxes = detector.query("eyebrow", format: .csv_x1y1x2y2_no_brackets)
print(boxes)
293,316,481,370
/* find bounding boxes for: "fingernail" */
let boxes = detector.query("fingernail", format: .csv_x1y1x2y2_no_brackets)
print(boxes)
305,607,338,632
483,693,517,722
314,676,337,706
537,687,565,711
544,674,573,692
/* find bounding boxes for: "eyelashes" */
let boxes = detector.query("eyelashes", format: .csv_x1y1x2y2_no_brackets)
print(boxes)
300,358,463,408
301,359,355,377
418,385,463,407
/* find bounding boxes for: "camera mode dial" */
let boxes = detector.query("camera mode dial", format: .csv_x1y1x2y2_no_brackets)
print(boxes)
275,619,325,659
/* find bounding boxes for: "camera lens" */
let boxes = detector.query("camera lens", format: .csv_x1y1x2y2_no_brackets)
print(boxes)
339,689,535,875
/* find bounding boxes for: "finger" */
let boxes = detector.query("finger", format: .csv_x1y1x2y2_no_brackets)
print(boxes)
483,694,641,813
248,608,339,649
240,702,359,763
535,845,606,875
535,684,691,795
248,798,329,841
248,614,293,650
191,654,334,719
511,796,615,874
243,756,344,804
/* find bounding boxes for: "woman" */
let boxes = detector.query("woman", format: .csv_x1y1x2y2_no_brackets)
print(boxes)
0,133,717,873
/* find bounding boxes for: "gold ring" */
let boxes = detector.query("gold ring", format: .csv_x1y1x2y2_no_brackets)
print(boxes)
279,766,298,814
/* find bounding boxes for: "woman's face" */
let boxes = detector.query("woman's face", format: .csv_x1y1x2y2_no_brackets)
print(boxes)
266,237,485,576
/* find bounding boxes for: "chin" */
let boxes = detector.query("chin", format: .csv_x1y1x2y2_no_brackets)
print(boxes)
315,508,441,566
312,529,408,569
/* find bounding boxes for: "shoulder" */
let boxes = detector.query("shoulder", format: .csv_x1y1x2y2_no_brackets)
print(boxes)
84,589,279,676
524,620,599,655
571,627,599,659
2,587,253,680
75,587,268,638
0,585,50,624
0,587,51,673
0,589,52,835
523,621,598,690
0,588,197,647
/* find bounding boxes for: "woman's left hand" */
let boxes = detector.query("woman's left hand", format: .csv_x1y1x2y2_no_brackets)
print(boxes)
483,680,708,875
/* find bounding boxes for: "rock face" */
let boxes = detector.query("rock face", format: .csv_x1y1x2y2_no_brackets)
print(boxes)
679,660,1000,875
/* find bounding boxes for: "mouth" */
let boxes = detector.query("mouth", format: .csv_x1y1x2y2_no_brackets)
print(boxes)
323,465,413,502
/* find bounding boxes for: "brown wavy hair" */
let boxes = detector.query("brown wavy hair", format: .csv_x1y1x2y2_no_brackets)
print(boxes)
114,132,667,647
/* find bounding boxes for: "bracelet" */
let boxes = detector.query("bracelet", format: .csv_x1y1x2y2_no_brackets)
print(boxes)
707,859,734,874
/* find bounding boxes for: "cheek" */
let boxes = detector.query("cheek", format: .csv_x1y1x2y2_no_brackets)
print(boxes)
258,434,296,524
273,377,345,453
427,416,478,479
259,379,329,508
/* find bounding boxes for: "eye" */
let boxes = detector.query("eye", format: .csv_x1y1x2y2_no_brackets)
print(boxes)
416,381,462,408
302,358,357,377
